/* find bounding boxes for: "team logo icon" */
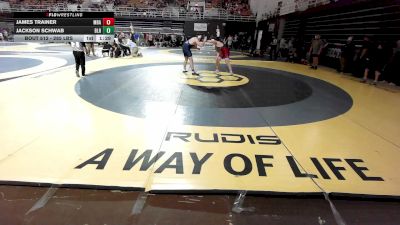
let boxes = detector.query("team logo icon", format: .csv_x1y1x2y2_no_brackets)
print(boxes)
180,70,249,88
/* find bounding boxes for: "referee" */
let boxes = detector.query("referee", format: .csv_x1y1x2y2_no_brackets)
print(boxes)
71,42,86,77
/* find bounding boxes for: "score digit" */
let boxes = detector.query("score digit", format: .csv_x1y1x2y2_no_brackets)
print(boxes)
102,18,115,26
102,26,115,34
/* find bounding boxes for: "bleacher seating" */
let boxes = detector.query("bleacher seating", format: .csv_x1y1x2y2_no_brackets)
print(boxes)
282,0,400,45
0,0,256,21
258,0,332,20
1,0,253,17
0,0,342,20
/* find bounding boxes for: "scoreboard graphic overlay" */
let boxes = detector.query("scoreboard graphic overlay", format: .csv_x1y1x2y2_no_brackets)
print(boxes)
13,12,114,42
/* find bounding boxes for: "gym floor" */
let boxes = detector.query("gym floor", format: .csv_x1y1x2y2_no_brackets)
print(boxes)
0,43,399,225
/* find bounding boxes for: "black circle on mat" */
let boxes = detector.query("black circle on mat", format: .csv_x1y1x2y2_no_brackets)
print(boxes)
0,57,43,73
75,63,353,127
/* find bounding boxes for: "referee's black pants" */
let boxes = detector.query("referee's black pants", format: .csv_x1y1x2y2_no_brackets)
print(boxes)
73,51,85,76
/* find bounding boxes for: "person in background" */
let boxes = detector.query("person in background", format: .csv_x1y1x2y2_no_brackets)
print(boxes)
309,34,327,70
269,36,278,61
176,35,183,47
171,34,177,47
144,33,149,46
127,38,142,57
246,35,252,52
287,37,296,63
296,38,308,65
226,35,233,48
278,38,288,59
359,36,373,80
361,42,388,85
71,42,86,77
339,36,355,74
386,40,400,85
129,23,135,42
86,42,95,56
110,40,121,58
102,42,112,57
148,33,154,46
154,35,159,48
240,35,247,52
129,23,141,45
2,29,8,41
133,32,140,43
233,34,238,50
158,34,163,48
118,31,125,43
120,38,131,56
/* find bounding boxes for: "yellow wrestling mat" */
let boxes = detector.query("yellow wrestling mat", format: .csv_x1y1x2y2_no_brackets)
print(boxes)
0,45,399,198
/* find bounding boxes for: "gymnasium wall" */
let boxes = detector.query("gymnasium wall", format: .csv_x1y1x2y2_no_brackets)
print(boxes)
260,0,400,71
282,0,400,45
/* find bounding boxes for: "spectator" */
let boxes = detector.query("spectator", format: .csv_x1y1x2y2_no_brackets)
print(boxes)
126,39,142,57
247,35,252,50
295,38,308,65
358,36,373,77
222,0,251,16
85,42,95,56
133,32,140,43
339,36,355,74
171,34,177,47
361,42,389,85
269,36,278,60
110,41,121,58
385,40,400,85
233,34,239,49
309,34,327,70
120,38,131,56
287,37,296,63
226,35,233,48
278,38,288,58
239,35,248,52
148,33,154,46
118,32,125,43
2,29,8,41
102,42,112,57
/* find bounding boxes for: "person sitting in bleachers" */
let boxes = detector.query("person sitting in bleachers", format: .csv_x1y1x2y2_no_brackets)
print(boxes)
126,39,142,57
119,37,131,56
102,42,112,57
110,41,121,58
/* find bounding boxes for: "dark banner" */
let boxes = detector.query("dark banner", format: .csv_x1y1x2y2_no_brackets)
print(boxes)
184,20,226,38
